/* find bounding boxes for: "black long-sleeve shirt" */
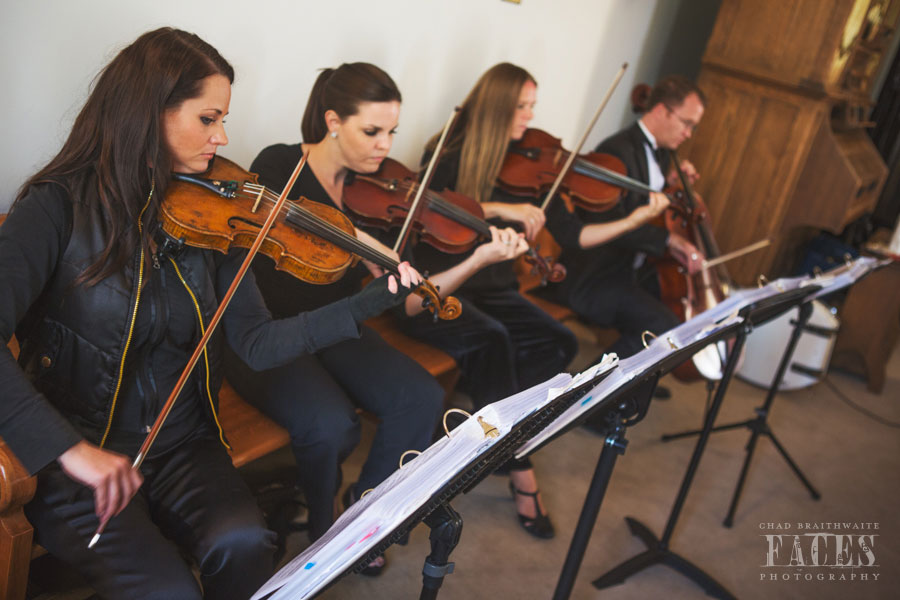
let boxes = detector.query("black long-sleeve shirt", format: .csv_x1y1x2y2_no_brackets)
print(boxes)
248,143,374,316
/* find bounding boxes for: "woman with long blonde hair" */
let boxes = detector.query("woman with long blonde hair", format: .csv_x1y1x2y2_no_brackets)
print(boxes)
395,63,578,539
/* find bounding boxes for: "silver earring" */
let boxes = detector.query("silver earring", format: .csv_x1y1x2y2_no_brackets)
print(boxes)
330,131,338,139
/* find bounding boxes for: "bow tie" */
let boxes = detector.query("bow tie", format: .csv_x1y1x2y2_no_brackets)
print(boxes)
649,144,670,173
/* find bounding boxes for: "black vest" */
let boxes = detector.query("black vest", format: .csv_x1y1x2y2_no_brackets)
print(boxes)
17,191,225,442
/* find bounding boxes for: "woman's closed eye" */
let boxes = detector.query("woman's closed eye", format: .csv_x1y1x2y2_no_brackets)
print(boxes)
364,127,398,137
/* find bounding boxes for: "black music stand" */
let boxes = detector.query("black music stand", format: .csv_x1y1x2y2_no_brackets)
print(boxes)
532,313,746,600
661,299,821,527
586,288,814,599
389,369,616,600
259,367,616,600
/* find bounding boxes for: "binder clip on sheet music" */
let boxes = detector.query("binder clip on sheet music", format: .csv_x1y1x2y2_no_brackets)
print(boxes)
252,357,619,600
517,256,887,459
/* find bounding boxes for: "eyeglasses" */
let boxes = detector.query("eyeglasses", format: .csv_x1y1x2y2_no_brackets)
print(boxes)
665,105,698,132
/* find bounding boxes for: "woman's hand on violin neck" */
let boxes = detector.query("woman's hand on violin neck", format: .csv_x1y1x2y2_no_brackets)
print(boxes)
349,263,419,322
632,192,670,224
666,235,704,275
390,261,422,293
481,202,545,241
57,440,144,525
473,226,528,267
356,229,403,281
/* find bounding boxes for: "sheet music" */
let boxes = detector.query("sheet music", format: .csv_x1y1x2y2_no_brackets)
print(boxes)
517,303,745,458
518,257,884,458
803,256,885,299
253,357,618,600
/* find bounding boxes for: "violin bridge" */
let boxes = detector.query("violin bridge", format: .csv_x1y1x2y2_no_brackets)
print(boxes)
251,187,265,213
478,416,500,439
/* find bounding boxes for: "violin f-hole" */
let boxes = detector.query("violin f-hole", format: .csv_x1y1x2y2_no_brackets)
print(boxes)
227,215,265,231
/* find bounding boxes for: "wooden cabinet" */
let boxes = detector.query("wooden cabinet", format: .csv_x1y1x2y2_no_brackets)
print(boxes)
682,0,898,285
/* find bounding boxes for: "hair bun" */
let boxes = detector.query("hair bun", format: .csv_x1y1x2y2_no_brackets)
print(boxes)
630,83,652,114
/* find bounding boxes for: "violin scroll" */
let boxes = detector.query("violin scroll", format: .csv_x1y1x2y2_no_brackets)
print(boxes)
523,247,566,285
414,279,462,322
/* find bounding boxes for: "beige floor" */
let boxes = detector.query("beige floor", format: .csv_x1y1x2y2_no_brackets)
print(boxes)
301,319,900,600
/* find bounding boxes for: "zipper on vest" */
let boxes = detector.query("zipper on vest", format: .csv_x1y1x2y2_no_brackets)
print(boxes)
167,256,231,451
99,189,153,448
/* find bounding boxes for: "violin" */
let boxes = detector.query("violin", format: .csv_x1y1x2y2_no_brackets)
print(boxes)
500,128,695,213
498,128,637,212
342,157,566,284
161,155,461,320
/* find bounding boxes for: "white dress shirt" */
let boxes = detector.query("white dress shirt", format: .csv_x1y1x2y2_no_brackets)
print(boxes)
638,119,666,192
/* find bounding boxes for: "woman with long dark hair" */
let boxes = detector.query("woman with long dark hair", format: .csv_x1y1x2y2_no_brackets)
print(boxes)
0,29,414,597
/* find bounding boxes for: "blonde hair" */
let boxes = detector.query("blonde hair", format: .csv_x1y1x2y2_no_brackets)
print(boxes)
429,63,535,203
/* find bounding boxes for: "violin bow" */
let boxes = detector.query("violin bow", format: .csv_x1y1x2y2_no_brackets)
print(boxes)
89,152,309,548
539,62,628,212
392,106,460,256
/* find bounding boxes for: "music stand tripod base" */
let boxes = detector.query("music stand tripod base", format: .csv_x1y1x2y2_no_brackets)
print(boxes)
591,327,749,600
551,317,742,600
591,289,813,600
661,300,822,528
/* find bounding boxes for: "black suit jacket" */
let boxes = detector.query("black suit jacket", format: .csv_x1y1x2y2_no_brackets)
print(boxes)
544,122,669,292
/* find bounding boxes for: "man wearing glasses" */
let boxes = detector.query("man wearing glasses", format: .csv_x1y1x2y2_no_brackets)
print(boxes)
542,75,706,414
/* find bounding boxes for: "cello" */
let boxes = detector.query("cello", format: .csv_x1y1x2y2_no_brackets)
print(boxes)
629,82,734,381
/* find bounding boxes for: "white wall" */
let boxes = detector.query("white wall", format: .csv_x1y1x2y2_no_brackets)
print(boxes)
1,0,701,213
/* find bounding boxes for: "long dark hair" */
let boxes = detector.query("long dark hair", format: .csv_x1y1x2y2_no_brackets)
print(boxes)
300,63,401,143
16,27,234,287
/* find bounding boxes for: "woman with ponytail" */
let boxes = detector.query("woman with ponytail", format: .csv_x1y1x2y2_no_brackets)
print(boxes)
223,63,445,575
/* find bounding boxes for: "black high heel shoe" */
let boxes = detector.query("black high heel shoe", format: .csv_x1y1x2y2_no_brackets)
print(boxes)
509,481,555,539
342,483,387,576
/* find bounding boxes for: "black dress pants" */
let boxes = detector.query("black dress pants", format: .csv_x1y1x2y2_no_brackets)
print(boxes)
553,266,679,360
25,434,275,600
224,325,443,540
